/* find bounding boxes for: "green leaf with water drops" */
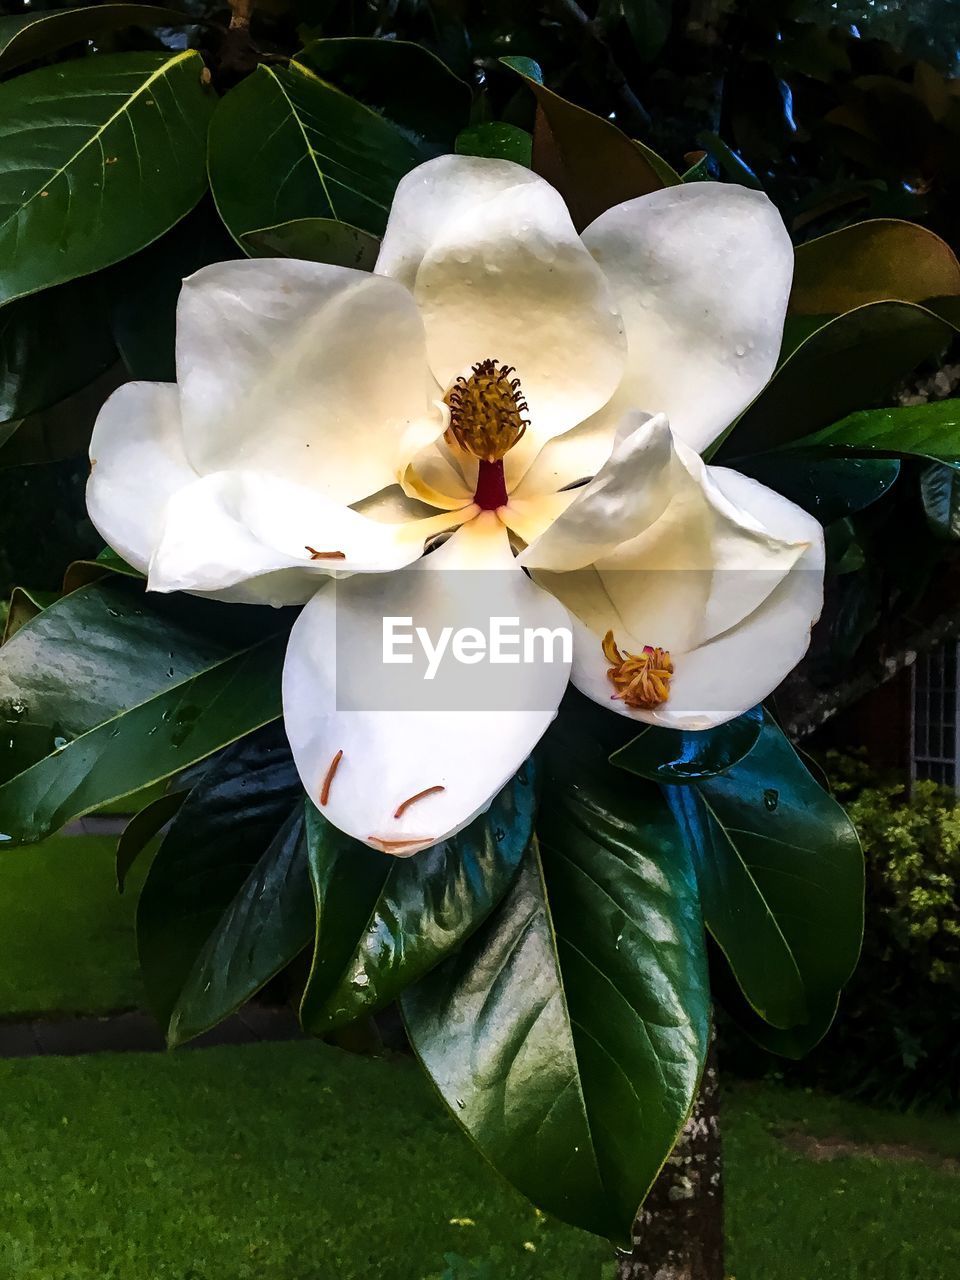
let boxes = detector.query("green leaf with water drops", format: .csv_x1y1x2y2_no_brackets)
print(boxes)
0,51,214,307
0,579,286,843
668,712,863,1032
456,122,533,166
242,218,380,270
300,764,536,1034
404,741,710,1243
610,705,763,783
136,726,310,1038
732,453,900,523
715,301,957,459
785,396,960,461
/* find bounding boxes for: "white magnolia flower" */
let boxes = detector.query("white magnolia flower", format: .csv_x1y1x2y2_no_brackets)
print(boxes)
88,155,823,856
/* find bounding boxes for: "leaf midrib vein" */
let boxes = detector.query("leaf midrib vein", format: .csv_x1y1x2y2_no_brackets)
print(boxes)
0,50,193,242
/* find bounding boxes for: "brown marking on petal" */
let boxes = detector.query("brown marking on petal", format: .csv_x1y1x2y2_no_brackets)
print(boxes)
319,749,343,806
602,629,674,710
367,835,433,855
393,785,445,819
306,546,346,561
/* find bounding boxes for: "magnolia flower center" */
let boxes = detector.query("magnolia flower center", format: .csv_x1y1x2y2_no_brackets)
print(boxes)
445,359,529,512
445,359,529,464
603,631,674,709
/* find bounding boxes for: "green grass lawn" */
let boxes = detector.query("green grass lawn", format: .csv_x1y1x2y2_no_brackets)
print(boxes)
1,833,958,1278
0,833,147,1017
725,1082,960,1280
0,1041,956,1280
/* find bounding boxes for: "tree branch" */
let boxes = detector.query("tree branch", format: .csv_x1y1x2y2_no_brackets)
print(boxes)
228,0,254,30
546,0,653,133
778,602,960,741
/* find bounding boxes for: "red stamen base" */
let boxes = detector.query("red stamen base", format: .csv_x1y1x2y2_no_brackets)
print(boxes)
474,459,508,511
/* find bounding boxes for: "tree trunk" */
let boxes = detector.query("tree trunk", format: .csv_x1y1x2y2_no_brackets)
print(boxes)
616,1041,723,1280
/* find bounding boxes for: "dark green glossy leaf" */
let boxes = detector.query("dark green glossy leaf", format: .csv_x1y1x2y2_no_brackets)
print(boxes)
610,705,763,783
621,0,673,61
404,757,710,1243
62,547,143,594
0,277,116,425
116,787,187,892
0,364,124,469
712,957,839,1059
1,585,56,644
669,713,863,1031
242,218,379,270
680,151,712,182
208,61,426,245
732,453,900,523
0,5,189,74
0,580,285,842
0,581,228,739
108,200,235,382
501,57,678,231
716,302,956,458
0,52,214,307
167,806,313,1048
787,397,960,460
695,133,762,189
790,219,960,316
920,461,960,539
136,727,308,1038
456,122,533,166
296,37,471,152
300,765,536,1034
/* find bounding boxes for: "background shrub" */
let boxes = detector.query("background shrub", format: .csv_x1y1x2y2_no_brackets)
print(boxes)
726,752,960,1109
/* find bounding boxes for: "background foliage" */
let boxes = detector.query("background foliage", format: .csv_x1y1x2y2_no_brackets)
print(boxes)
727,752,960,1110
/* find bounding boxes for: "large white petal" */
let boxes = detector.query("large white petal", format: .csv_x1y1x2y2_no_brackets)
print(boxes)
401,430,479,511
516,412,678,570
547,466,823,728
148,470,474,605
581,182,794,455
176,259,444,504
282,514,570,855
506,414,620,500
87,381,196,574
522,415,806,626
375,154,546,290
377,155,626,450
